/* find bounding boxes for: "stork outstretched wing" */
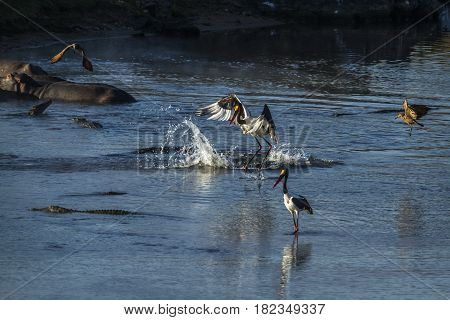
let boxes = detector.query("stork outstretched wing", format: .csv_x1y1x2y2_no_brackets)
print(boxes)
195,94,250,123
261,104,278,142
247,104,278,142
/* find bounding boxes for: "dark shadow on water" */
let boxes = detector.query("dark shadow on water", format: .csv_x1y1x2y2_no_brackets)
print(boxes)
296,230,325,236
288,229,341,236
132,242,161,247
188,247,222,254
46,243,65,250
62,191,128,197
0,153,18,160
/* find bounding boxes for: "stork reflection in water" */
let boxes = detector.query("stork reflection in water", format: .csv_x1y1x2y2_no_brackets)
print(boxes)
278,237,312,299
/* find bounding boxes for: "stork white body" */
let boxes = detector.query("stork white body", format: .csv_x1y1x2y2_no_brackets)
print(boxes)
240,115,274,138
273,168,313,234
284,193,299,216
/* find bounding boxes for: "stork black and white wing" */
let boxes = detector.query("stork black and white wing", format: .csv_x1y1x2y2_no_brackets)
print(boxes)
292,196,313,215
195,94,250,122
261,104,278,143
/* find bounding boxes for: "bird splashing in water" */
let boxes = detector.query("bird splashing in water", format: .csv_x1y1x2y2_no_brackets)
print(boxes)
196,94,278,170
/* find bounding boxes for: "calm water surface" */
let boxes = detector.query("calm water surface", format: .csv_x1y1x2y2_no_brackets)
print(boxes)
0,25,449,299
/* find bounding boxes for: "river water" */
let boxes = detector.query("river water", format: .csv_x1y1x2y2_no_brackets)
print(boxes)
0,25,449,299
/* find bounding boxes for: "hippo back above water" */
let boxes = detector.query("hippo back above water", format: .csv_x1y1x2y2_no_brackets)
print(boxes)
37,79,136,104
0,72,136,104
0,60,48,77
0,60,136,104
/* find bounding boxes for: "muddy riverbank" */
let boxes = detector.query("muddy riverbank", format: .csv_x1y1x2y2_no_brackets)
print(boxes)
1,1,447,40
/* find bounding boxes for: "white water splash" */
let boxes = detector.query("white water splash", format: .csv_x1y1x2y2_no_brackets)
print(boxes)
180,120,229,168
162,119,229,168
140,119,336,169
267,144,338,168
267,143,309,166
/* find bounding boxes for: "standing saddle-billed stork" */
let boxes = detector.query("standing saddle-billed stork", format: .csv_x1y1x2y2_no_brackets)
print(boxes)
273,167,313,234
195,94,278,170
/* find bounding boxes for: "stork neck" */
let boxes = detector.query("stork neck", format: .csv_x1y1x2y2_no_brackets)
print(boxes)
283,174,289,194
236,107,246,124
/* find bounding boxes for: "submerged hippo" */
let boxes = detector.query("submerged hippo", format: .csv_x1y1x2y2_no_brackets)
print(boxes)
0,72,136,104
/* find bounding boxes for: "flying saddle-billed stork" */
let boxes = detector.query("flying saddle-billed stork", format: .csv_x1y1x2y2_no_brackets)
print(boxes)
196,94,278,170
273,167,313,234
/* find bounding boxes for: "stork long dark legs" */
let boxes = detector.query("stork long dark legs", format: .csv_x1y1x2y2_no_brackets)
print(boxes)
292,213,299,234
258,137,273,169
244,137,262,171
